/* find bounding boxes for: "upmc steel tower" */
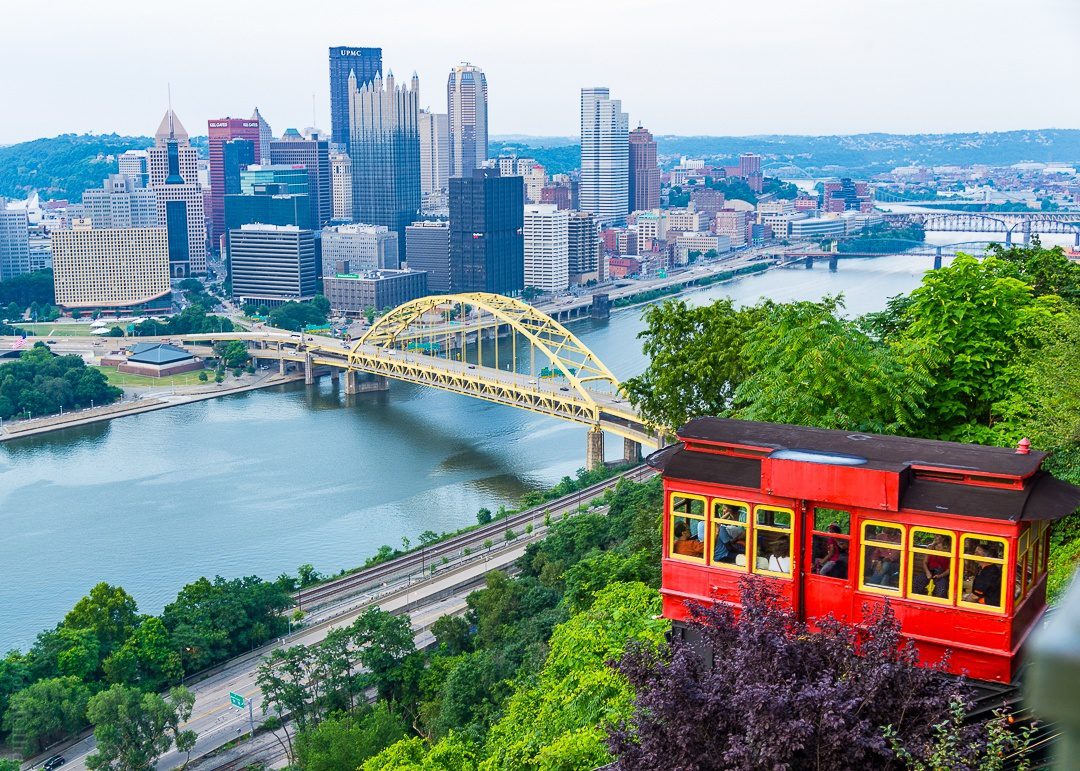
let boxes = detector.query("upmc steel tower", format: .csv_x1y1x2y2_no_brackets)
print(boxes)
329,46,382,152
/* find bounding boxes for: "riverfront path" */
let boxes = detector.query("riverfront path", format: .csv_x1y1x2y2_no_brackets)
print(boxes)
23,465,654,771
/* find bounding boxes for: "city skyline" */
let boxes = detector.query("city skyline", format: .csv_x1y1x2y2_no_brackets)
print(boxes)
1,0,1078,145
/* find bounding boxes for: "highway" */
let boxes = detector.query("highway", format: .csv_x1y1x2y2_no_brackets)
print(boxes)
29,465,654,771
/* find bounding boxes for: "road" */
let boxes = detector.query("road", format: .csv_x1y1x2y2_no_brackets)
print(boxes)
30,465,654,771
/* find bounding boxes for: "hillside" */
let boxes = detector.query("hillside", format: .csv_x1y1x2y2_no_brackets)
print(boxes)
0,134,153,200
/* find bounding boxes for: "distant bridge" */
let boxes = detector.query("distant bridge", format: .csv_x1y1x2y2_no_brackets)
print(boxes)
883,211,1080,245
177,293,663,469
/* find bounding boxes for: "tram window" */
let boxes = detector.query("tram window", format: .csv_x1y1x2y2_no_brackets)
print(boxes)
1015,529,1030,601
959,536,1006,612
813,508,850,535
753,507,793,577
861,522,904,593
710,500,749,570
670,494,706,561
908,529,954,603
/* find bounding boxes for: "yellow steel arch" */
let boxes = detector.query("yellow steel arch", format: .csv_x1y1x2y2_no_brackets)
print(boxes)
353,292,622,409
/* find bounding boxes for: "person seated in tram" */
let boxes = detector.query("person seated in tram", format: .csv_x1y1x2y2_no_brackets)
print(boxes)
912,534,951,598
713,523,747,564
963,544,1003,607
673,520,704,558
814,523,847,578
868,530,901,588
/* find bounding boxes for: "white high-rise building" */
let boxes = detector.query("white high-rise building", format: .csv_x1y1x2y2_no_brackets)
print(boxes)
82,175,160,229
418,109,449,206
523,204,569,293
580,87,629,226
148,109,208,276
330,151,352,221
252,107,273,164
0,199,31,280
447,63,488,177
321,223,399,276
148,110,198,187
117,150,150,187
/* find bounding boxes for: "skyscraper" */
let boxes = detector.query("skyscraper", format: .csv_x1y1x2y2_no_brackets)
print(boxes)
523,204,569,293
82,175,159,229
270,131,332,228
208,116,263,246
580,87,629,226
0,200,31,280
149,109,207,276
418,110,449,207
347,70,421,245
223,139,256,197
628,125,660,213
449,168,523,294
447,63,488,177
252,107,273,164
117,150,149,188
405,220,450,293
229,224,317,304
567,211,601,284
329,46,382,151
330,151,352,221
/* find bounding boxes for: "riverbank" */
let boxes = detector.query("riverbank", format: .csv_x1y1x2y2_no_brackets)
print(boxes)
0,370,305,443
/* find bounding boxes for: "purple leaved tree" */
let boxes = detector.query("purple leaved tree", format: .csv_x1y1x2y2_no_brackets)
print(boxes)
607,578,996,771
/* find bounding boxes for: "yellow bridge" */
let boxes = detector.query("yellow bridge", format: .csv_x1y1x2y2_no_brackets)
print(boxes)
177,293,662,468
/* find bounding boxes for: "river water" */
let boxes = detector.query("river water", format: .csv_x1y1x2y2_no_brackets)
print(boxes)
0,249,1008,650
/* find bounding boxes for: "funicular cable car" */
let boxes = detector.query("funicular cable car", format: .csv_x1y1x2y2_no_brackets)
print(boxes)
648,418,1080,684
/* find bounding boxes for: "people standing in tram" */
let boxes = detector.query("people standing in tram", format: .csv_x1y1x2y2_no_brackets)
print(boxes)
964,544,1003,607
814,523,847,578
913,534,951,598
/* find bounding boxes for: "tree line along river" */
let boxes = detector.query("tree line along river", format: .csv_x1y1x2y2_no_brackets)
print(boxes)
0,249,976,650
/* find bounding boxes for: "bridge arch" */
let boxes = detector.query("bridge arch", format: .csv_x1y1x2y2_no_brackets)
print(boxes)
352,292,623,414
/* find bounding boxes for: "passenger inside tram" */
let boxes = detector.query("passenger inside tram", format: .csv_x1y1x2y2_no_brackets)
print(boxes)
912,533,952,598
866,528,902,589
963,542,1003,608
813,523,848,578
673,518,704,557
713,523,747,563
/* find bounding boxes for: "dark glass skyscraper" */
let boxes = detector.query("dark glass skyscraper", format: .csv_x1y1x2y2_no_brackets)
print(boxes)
449,168,523,294
223,139,256,196
348,71,421,246
269,132,332,228
329,46,382,151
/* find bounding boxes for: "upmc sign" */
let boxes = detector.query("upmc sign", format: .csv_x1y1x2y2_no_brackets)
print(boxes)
338,49,370,57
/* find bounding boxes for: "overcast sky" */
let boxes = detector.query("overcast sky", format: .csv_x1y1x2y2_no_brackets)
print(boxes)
1,0,1077,145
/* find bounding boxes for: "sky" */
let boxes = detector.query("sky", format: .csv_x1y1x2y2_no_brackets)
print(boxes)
1,0,1078,145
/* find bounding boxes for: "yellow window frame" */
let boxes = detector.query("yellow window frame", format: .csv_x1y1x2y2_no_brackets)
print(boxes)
906,526,955,605
858,520,906,597
957,534,1009,614
708,498,751,571
1016,528,1031,600
750,505,794,578
668,492,708,565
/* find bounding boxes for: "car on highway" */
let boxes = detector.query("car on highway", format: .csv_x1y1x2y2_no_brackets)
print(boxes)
527,379,538,386
43,755,66,770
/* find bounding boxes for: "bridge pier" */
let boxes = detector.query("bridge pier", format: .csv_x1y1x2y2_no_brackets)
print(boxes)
344,370,357,395
586,427,605,472
1023,220,1032,246
304,353,314,385
804,256,814,269
1075,231,1079,248
1005,230,1013,247
934,247,943,270
828,256,838,272
330,368,340,384
278,355,285,375
623,437,642,464
355,374,389,393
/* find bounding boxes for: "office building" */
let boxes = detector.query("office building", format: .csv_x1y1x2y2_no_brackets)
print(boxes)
51,221,170,313
0,200,31,280
540,184,571,210
419,110,449,206
449,168,523,294
330,151,353,221
822,178,873,213
252,107,273,164
224,188,312,251
628,126,660,212
666,208,706,232
149,109,207,276
323,268,427,315
229,224,317,304
321,223,398,276
148,110,198,186
269,131,332,228
118,150,149,187
522,205,569,293
447,62,488,177
525,165,547,204
580,87,629,226
82,175,159,229
223,138,256,196
240,165,309,196
675,232,728,264
715,209,749,247
690,187,725,218
347,70,421,243
329,46,382,151
405,220,450,293
567,211,601,284
208,116,263,245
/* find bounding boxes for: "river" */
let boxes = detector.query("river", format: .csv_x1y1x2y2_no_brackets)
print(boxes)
0,250,995,649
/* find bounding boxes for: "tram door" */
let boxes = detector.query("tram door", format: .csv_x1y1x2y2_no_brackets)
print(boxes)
800,503,854,623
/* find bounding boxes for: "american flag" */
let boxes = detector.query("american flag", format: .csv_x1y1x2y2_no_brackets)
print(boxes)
12,335,27,350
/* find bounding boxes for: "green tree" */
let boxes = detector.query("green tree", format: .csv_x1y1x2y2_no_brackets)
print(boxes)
623,298,764,430
896,254,1063,442
431,615,471,656
350,608,422,709
0,759,20,771
3,676,91,757
103,617,183,692
85,684,196,771
734,296,931,434
295,704,408,771
212,340,249,369
54,626,101,680
0,651,32,736
62,583,140,671
476,508,492,525
362,731,479,771
989,238,1080,305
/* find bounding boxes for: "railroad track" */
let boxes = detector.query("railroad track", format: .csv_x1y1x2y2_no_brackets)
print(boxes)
296,464,655,609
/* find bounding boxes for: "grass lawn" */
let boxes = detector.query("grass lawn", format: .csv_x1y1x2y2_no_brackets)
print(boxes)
94,367,213,387
17,322,99,337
